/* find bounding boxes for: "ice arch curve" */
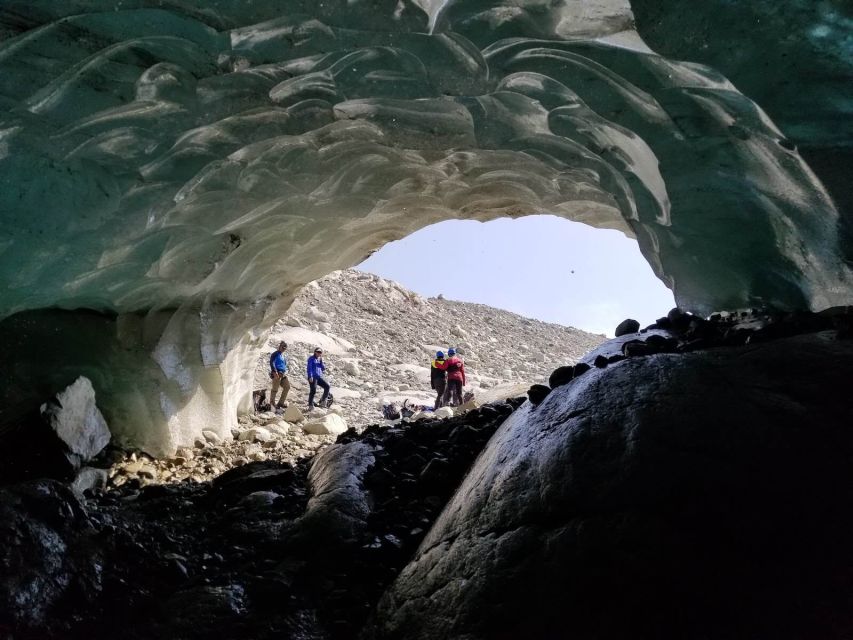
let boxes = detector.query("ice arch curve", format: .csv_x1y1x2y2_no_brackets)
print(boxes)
0,1,850,454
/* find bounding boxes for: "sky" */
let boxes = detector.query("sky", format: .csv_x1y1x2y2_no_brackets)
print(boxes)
357,215,675,337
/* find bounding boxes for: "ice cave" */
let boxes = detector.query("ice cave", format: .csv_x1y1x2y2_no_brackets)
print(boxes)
1,1,852,638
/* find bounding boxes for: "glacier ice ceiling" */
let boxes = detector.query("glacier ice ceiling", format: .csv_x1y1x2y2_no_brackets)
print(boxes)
1,0,851,453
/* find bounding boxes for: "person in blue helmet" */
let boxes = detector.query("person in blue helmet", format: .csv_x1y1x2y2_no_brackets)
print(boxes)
269,341,290,413
307,346,330,409
441,348,466,407
430,350,448,409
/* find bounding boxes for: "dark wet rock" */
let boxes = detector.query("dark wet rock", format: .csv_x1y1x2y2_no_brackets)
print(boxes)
0,481,103,636
572,362,591,378
295,442,375,545
548,365,575,389
593,355,609,368
614,318,640,336
622,339,655,357
1,376,110,483
371,332,853,640
212,461,295,503
526,384,551,406
159,584,248,634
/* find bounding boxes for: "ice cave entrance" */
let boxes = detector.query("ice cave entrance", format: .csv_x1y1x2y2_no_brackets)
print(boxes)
357,215,675,337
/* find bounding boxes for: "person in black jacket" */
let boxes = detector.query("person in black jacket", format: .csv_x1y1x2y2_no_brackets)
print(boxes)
430,350,448,409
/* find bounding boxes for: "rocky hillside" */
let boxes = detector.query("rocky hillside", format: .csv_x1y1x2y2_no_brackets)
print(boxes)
256,269,605,428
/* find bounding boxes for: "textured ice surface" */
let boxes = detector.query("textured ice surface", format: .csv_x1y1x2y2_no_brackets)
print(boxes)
1,1,851,453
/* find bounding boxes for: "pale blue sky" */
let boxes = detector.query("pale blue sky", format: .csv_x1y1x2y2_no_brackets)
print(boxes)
357,215,675,337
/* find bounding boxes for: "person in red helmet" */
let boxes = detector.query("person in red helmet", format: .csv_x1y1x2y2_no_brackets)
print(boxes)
441,348,466,407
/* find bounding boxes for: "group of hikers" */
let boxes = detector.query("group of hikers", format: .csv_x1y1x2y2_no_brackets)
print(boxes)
264,341,468,415
267,341,332,414
430,348,466,409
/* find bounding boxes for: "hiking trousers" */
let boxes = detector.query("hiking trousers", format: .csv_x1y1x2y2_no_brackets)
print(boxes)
270,374,290,407
443,380,463,407
433,379,446,409
308,377,330,407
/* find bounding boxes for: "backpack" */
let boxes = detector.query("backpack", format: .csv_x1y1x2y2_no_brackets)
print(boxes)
382,403,401,420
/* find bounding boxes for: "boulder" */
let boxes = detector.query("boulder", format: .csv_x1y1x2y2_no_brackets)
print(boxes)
373,332,853,640
1,376,111,482
303,414,348,436
238,427,272,443
433,407,454,419
43,376,110,468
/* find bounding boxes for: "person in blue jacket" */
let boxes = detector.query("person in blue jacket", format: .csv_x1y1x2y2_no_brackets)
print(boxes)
307,346,330,409
269,341,290,412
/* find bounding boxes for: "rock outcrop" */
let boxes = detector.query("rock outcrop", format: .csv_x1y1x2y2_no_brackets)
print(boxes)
371,331,853,639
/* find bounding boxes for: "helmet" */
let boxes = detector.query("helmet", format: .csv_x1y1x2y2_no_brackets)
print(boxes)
447,348,456,356
436,351,445,358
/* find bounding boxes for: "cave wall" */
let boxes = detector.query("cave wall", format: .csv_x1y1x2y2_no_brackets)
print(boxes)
1,1,851,453
630,0,853,258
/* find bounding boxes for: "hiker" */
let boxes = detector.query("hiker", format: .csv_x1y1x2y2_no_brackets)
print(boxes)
430,350,448,409
269,341,290,412
442,348,466,407
307,346,330,409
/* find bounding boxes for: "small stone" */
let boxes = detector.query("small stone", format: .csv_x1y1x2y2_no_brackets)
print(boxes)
433,407,454,419
202,430,222,445
238,427,272,443
70,467,109,496
239,491,281,509
450,325,468,339
527,384,551,406
138,465,157,480
614,318,641,337
123,461,143,475
283,405,305,423
548,365,575,389
573,362,591,377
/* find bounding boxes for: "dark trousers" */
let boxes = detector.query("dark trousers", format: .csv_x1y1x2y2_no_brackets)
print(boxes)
443,380,463,407
433,379,446,409
308,377,330,407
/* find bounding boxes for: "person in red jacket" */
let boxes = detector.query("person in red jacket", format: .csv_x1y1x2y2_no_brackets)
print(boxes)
441,348,466,407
